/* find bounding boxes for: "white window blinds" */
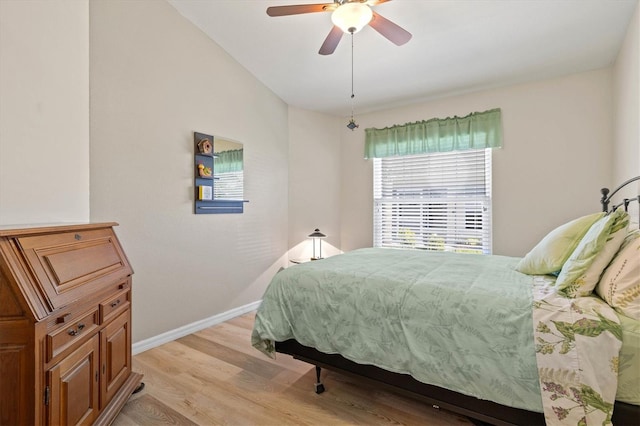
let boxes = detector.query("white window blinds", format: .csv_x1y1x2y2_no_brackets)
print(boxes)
373,149,492,254
213,170,244,200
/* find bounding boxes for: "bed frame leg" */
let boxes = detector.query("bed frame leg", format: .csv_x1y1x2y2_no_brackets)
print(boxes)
314,366,325,394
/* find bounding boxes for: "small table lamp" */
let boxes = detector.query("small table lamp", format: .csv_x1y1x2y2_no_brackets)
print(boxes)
308,228,327,260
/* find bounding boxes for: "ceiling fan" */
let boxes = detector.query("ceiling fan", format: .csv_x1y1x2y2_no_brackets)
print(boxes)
266,0,412,55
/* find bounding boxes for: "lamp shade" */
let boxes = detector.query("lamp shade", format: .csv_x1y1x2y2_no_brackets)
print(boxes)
308,228,327,239
331,2,373,34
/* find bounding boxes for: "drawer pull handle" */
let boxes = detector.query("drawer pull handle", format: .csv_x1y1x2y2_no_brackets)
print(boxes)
110,300,121,308
68,329,78,336
56,313,71,324
74,233,81,240
78,323,85,330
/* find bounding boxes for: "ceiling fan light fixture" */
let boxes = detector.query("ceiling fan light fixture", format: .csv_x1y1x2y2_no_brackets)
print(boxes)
331,2,373,34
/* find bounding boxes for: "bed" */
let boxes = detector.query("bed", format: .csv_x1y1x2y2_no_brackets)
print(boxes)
252,177,640,425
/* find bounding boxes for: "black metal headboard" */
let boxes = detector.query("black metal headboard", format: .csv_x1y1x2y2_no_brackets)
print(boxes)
600,176,640,223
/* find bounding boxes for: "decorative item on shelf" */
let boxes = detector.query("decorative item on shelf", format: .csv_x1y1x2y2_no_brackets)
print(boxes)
308,228,327,260
197,137,213,154
198,185,212,201
197,163,212,177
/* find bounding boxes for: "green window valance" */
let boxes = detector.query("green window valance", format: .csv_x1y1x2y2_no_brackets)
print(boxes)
215,149,243,173
364,108,502,159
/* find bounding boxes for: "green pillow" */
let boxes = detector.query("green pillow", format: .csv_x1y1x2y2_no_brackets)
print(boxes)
516,212,605,275
556,209,629,298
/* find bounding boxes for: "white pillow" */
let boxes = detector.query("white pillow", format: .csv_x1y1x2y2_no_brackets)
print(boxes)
596,230,640,320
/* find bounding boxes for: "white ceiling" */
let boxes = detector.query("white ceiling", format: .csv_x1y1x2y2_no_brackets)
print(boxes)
168,0,638,117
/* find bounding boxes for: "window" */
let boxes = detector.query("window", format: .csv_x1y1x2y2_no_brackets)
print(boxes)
213,170,243,200
373,149,492,254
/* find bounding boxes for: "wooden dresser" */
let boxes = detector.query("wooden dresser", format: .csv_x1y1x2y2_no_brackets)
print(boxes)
0,223,143,425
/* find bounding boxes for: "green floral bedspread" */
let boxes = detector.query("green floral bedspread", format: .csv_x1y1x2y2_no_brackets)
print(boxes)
251,248,624,420
533,277,622,425
617,313,640,405
252,248,543,411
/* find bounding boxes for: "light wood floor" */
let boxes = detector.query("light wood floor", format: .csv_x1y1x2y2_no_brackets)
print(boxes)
113,313,474,425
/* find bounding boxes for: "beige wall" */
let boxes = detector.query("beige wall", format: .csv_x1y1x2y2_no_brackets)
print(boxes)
89,0,289,341
288,107,342,259
340,69,614,257
0,0,90,224
613,1,640,205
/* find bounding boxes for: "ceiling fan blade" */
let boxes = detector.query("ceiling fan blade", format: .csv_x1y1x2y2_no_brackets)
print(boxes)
319,26,344,55
267,3,335,17
369,11,412,46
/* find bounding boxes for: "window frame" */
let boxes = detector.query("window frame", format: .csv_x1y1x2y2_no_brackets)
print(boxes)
373,149,493,254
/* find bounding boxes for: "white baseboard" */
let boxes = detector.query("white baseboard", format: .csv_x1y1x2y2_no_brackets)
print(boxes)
132,300,261,355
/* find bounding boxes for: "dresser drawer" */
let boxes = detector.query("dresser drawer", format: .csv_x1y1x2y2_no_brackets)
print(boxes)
17,227,132,311
99,289,130,324
46,309,99,362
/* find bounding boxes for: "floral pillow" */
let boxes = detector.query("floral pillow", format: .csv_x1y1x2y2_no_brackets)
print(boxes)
516,212,604,275
556,209,629,298
596,230,640,319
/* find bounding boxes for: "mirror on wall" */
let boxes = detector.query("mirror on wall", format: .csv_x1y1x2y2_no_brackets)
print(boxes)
194,132,246,214
213,138,243,201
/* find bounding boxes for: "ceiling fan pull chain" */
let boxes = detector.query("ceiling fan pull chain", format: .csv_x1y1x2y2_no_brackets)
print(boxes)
347,31,359,131
351,31,355,100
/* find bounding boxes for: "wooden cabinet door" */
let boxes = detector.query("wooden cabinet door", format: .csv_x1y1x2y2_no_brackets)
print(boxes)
47,335,100,426
100,310,131,408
